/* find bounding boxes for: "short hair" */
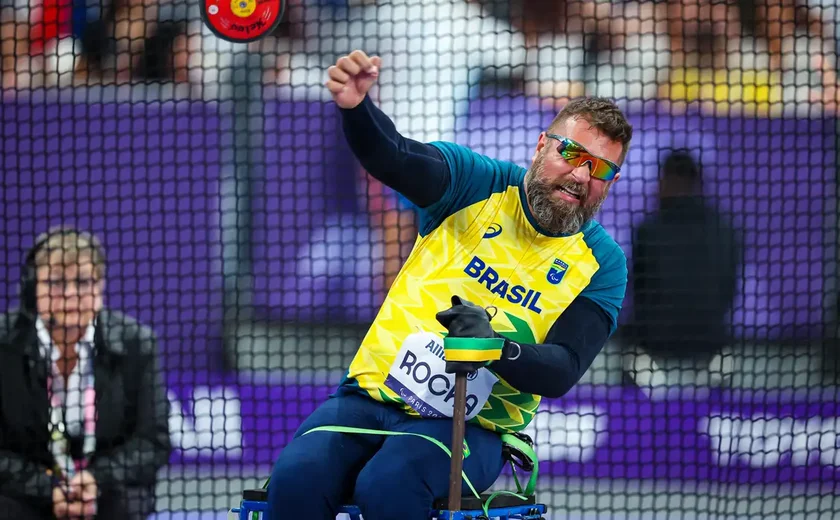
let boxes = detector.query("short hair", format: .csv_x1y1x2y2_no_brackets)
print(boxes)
33,227,107,280
660,149,701,182
549,97,634,165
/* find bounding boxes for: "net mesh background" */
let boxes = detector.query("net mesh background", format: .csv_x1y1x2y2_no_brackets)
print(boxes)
1,0,840,518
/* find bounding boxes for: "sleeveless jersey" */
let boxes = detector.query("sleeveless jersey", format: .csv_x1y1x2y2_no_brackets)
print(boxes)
338,142,627,434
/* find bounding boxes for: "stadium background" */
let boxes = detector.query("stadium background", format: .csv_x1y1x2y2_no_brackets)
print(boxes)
2,0,840,517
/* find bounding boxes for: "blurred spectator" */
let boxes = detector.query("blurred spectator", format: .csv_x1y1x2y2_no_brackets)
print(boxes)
0,5,30,89
74,0,189,84
28,0,72,56
474,0,566,40
0,0,190,87
0,0,75,90
467,0,675,102
266,0,303,39
466,0,603,100
0,227,170,520
739,0,839,105
665,0,739,70
626,150,741,388
258,0,526,142
514,0,839,110
132,19,186,81
556,0,734,96
666,0,838,94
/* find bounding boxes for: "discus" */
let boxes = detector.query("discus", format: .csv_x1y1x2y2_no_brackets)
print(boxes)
202,0,285,43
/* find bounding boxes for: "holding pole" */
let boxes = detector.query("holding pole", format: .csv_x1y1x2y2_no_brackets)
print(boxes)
436,295,506,514
447,373,468,512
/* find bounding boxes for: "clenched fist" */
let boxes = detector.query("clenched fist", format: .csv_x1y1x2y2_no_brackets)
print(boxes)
325,50,382,110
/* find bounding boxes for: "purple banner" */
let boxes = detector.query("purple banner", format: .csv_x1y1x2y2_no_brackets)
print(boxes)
250,100,383,324
164,380,840,485
3,99,836,341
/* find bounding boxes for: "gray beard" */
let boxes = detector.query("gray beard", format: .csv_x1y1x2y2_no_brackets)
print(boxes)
524,163,607,235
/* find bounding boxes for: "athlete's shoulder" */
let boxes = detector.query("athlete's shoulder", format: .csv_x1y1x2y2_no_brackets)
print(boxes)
581,220,626,266
420,142,525,236
429,141,526,183
578,220,627,334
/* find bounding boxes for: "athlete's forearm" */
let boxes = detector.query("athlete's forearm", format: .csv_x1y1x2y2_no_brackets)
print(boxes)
339,95,450,208
491,341,582,398
490,297,612,398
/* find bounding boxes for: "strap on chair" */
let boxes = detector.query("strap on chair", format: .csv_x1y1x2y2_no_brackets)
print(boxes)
500,432,539,497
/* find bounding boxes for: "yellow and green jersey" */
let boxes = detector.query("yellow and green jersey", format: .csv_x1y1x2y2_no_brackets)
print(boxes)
339,141,627,434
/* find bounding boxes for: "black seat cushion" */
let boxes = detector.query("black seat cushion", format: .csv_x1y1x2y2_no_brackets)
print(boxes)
433,493,536,511
242,489,268,501
244,487,536,512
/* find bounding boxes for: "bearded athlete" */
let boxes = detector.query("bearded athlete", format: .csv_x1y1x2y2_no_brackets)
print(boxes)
266,50,633,520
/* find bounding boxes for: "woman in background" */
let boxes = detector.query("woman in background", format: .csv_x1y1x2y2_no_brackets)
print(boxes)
0,227,171,520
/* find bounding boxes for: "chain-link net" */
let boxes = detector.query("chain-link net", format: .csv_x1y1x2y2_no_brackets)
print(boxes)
1,0,839,518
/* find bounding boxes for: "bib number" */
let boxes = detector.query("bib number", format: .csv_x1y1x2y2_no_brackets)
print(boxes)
384,332,498,420
202,0,285,43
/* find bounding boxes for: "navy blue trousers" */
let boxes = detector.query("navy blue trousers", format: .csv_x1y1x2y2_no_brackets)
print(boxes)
266,392,505,520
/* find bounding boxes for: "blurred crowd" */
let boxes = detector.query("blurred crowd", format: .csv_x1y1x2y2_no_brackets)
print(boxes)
1,0,838,114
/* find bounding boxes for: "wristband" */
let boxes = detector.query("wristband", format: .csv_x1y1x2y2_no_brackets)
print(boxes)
443,337,505,363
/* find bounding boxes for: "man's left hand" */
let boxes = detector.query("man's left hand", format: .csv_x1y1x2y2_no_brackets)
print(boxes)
435,295,496,338
435,296,504,374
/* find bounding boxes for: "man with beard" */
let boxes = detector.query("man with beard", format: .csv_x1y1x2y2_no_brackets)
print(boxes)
265,50,632,520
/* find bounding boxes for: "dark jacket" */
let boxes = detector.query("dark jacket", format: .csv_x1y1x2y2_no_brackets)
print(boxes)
632,196,741,359
0,309,171,516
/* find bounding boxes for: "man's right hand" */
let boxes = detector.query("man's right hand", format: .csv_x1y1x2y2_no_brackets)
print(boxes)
53,482,96,520
325,50,382,110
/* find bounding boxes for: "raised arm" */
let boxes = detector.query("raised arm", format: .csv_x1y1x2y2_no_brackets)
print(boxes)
339,95,449,208
327,50,450,209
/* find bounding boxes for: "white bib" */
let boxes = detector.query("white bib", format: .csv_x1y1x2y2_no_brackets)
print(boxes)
384,331,498,420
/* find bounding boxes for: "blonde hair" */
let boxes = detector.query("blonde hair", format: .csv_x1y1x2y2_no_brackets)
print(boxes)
33,228,107,280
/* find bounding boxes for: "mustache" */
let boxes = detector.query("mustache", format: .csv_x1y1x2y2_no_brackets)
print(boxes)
533,172,589,203
555,180,588,201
